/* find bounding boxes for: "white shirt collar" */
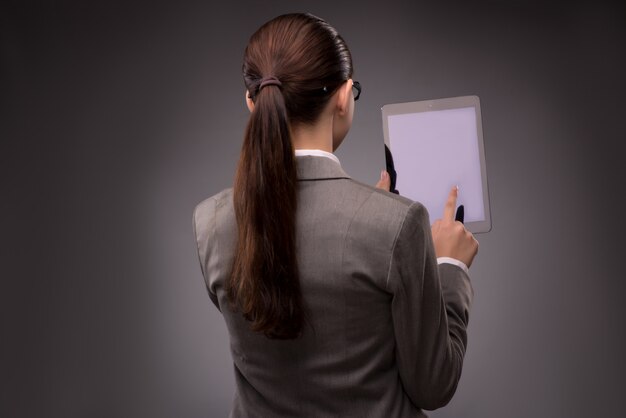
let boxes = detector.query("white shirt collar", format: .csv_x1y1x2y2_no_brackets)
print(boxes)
294,149,341,166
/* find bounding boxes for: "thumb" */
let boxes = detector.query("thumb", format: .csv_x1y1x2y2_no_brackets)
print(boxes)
375,170,391,191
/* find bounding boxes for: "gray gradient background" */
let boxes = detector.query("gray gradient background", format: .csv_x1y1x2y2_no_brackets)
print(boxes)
2,1,625,417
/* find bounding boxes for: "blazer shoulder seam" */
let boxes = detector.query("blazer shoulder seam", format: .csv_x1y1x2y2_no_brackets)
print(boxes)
385,202,422,291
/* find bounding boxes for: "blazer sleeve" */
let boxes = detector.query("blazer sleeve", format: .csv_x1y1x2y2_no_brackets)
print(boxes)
192,200,221,311
386,202,474,410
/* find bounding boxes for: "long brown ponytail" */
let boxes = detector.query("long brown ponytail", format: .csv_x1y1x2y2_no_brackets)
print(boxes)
227,13,353,339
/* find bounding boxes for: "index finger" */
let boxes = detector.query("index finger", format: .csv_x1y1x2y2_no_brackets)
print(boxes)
443,185,458,221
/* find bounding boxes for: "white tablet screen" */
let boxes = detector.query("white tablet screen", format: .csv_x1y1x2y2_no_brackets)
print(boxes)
387,106,486,224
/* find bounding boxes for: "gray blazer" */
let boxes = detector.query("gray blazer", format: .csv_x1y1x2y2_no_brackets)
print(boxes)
193,156,474,417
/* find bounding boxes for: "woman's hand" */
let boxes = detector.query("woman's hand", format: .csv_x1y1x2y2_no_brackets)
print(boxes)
375,170,391,191
431,186,479,268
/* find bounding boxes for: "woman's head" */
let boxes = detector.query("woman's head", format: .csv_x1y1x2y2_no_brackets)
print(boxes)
229,14,353,339
243,13,354,147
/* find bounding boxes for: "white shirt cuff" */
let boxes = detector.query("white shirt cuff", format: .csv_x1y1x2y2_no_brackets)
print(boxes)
437,257,469,275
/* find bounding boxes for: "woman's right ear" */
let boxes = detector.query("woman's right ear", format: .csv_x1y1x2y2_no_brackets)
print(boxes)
246,90,255,113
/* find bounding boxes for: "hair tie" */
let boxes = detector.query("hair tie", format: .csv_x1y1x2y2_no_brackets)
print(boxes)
258,76,282,92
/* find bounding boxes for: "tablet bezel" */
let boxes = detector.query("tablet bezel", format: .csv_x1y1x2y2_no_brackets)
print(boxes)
381,95,491,233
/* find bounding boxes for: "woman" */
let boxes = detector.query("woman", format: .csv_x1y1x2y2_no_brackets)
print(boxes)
192,13,478,417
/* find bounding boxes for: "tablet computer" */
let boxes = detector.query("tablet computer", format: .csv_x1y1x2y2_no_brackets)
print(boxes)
382,95,491,233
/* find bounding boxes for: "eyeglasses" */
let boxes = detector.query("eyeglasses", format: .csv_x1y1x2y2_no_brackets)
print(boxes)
321,80,361,100
352,81,361,101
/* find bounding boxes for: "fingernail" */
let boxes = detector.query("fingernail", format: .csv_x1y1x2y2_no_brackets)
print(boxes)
381,170,386,179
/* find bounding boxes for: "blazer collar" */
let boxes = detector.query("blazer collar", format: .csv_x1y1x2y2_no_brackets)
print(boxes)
296,155,351,181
